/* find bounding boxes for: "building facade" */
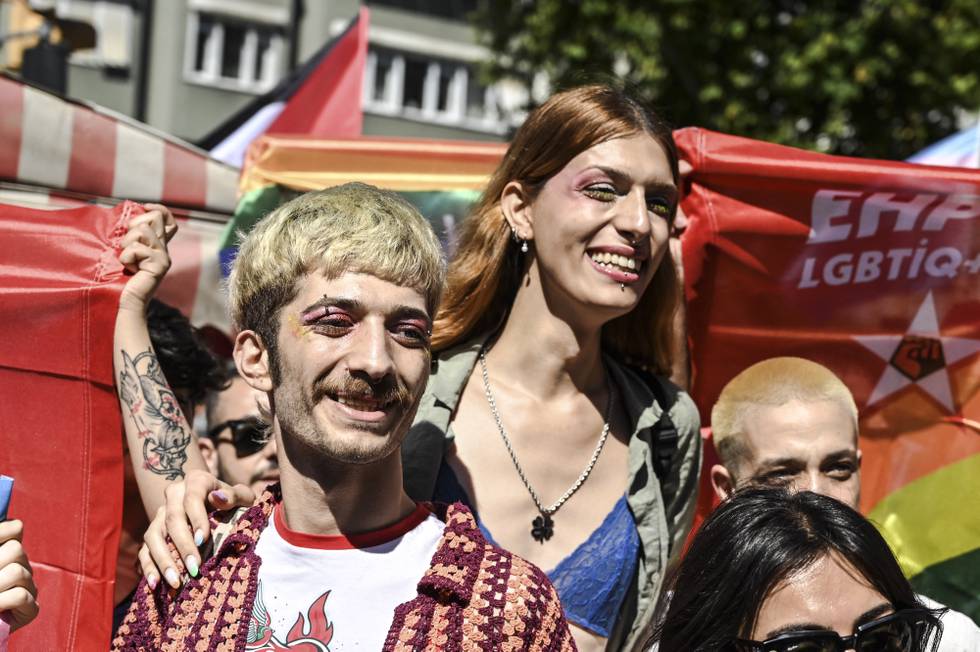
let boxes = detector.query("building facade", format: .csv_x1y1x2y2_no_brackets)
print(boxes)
1,0,514,145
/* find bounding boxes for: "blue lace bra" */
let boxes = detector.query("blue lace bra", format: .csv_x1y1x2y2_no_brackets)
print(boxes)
434,461,639,637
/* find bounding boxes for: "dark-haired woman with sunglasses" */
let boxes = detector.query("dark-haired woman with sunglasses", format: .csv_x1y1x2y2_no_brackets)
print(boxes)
652,488,946,652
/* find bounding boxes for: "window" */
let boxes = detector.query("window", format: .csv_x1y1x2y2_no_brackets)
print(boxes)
402,54,427,110
363,46,509,133
47,0,135,69
184,11,283,93
367,0,479,22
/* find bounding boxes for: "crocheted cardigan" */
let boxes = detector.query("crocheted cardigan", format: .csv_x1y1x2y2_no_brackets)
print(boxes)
112,488,576,651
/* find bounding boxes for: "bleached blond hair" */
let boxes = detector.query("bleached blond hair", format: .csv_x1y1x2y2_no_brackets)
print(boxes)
229,183,445,379
711,357,859,471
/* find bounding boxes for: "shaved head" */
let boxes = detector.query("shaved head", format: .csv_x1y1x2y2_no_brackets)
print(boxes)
712,357,858,473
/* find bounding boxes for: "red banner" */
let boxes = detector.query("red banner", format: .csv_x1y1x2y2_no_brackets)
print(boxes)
677,128,980,619
0,201,134,650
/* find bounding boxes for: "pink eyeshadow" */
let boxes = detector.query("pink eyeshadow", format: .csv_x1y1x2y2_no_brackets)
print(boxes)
300,306,328,325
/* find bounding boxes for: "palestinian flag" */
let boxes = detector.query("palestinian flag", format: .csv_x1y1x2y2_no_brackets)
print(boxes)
203,8,369,167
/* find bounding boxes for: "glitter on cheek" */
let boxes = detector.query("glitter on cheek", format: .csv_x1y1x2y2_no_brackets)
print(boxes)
286,312,313,340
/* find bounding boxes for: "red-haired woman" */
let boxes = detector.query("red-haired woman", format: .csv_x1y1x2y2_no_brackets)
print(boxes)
403,85,701,651
140,85,702,652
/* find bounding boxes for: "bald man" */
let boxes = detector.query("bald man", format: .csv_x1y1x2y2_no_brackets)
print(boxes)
710,357,861,506
708,357,980,649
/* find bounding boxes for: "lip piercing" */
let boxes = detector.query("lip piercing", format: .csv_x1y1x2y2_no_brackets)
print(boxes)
620,283,625,291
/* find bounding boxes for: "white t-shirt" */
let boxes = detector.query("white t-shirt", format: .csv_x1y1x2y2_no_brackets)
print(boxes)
917,594,980,652
245,503,444,651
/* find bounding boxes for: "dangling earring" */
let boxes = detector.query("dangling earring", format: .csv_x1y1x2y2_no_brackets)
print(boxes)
511,227,529,254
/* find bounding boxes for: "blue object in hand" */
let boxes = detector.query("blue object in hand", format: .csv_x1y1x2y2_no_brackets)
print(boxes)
0,476,13,521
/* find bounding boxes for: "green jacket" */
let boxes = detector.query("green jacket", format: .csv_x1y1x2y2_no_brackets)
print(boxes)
401,337,703,651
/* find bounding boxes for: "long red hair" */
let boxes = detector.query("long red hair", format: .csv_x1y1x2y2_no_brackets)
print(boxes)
432,85,681,374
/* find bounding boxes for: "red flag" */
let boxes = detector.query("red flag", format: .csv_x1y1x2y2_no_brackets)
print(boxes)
0,201,137,650
677,128,980,619
266,7,368,137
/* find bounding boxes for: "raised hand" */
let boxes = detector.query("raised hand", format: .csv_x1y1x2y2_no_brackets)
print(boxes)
118,204,177,314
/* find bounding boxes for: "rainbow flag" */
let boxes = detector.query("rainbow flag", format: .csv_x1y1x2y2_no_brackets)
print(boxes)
221,135,507,272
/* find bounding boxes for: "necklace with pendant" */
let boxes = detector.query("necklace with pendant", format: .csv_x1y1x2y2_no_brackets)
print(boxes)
478,347,613,543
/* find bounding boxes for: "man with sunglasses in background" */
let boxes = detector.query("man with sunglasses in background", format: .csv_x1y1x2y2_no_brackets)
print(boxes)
199,364,279,496
709,357,980,651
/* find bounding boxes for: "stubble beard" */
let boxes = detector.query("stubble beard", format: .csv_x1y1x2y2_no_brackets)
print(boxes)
273,373,422,467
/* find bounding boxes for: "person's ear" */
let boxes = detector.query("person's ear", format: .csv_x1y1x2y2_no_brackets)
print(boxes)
235,330,274,393
710,463,736,502
198,437,218,475
500,181,535,244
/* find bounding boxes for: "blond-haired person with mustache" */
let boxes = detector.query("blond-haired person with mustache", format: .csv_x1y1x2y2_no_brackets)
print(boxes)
111,183,574,651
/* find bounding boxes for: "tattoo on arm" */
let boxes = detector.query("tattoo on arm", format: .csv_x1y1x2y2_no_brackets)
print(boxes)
119,348,190,480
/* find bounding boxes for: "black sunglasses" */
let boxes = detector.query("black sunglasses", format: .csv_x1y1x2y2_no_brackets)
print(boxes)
207,417,269,458
731,608,945,652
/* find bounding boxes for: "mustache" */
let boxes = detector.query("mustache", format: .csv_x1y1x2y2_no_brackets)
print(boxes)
312,374,413,408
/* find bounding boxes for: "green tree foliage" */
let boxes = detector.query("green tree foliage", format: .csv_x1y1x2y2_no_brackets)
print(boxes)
472,1,980,160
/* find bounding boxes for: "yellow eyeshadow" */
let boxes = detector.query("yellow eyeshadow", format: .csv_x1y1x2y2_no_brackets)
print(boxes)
285,313,311,340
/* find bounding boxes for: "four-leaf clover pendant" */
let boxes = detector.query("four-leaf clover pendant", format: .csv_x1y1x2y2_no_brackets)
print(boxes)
531,513,554,543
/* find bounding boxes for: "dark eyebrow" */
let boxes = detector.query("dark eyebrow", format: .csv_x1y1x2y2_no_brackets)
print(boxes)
855,603,893,627
389,306,432,327
303,296,431,327
764,622,829,638
821,449,859,463
302,296,364,314
762,602,892,638
755,457,806,472
591,166,678,198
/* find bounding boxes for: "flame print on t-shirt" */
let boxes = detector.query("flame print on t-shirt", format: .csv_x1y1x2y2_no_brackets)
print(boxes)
246,581,334,651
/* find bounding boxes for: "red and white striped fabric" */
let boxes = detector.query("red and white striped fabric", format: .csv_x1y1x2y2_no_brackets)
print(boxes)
0,74,236,334
0,74,239,212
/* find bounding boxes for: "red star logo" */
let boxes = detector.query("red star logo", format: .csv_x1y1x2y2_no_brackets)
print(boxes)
854,292,980,413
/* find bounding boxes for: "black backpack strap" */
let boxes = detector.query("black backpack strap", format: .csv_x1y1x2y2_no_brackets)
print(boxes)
401,416,450,502
631,367,681,508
